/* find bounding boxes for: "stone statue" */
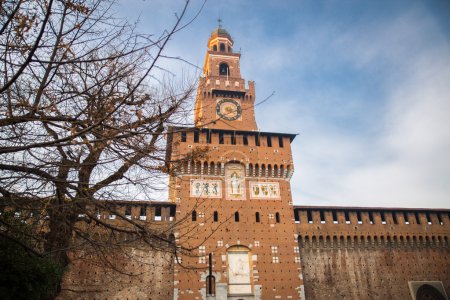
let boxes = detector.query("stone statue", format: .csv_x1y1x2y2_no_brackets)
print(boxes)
230,172,240,195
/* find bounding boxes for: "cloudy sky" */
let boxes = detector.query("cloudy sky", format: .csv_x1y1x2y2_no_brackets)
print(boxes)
116,0,450,209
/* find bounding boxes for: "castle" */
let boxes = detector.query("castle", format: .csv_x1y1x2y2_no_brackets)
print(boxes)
59,28,450,300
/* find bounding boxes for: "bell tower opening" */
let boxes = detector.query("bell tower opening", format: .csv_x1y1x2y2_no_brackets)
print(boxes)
219,63,229,76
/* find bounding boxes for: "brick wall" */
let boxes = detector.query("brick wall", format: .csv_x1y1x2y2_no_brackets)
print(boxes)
295,207,450,300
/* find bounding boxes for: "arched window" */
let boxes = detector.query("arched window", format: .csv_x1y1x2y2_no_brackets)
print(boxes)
213,45,217,51
255,212,260,223
276,212,280,223
219,63,229,76
210,162,215,175
203,161,208,175
220,43,225,52
192,210,197,222
235,211,239,222
195,161,201,175
214,211,218,222
189,160,195,174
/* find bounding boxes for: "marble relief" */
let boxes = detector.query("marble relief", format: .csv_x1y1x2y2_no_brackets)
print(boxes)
249,181,280,199
190,180,222,198
227,251,252,294
225,163,245,200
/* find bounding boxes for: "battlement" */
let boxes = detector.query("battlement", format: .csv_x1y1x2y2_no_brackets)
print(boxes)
294,206,450,250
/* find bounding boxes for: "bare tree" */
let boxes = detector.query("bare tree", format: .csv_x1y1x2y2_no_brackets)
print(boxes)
0,0,207,295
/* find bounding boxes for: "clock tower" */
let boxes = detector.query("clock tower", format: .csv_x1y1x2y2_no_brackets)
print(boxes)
168,27,305,300
194,27,257,131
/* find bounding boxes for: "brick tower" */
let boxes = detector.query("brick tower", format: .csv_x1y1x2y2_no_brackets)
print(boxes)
168,27,304,300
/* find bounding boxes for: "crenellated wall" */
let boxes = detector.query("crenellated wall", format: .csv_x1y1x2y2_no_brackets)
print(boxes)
294,206,450,300
168,127,295,179
57,203,450,300
58,201,176,300
88,200,176,223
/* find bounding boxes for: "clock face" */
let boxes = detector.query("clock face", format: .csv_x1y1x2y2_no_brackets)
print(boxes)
216,99,242,121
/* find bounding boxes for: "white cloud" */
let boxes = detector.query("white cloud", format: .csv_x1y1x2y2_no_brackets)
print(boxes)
292,5,450,208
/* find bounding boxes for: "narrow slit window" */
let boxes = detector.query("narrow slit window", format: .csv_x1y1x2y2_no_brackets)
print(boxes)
278,136,284,148
357,211,362,224
345,211,350,224
214,211,218,222
140,206,146,216
381,211,386,224
194,130,199,143
320,211,325,224
231,133,236,145
255,212,260,223
392,212,398,224
415,212,421,224
267,135,272,147
426,212,432,224
169,205,176,220
125,205,132,218
332,211,338,224
155,206,162,221
235,211,239,222
294,210,300,223
206,131,211,144
403,212,409,224
219,132,224,144
255,134,260,146
369,211,374,224
307,210,313,224
437,213,443,225
275,212,280,223
192,210,197,222
181,131,187,142
243,135,248,145
140,206,146,221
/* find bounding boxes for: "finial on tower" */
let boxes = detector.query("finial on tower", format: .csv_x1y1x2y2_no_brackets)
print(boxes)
218,17,222,29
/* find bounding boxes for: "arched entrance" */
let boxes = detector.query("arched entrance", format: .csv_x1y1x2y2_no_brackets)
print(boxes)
416,284,446,300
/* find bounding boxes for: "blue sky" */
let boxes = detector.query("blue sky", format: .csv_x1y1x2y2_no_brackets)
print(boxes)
116,0,450,208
